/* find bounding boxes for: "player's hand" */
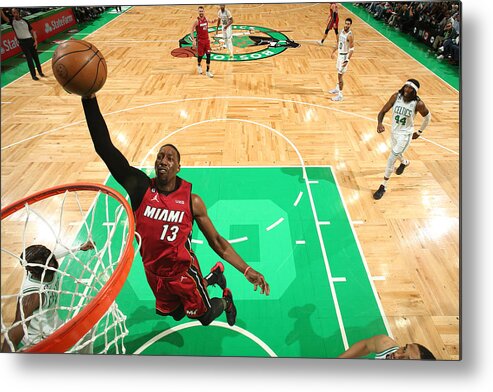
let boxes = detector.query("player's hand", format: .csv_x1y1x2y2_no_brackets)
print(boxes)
34,41,38,49
412,131,421,139
245,268,270,296
80,240,96,251
377,123,385,133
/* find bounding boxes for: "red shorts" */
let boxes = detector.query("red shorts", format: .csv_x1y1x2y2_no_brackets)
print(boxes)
327,12,339,30
197,39,211,57
144,260,211,319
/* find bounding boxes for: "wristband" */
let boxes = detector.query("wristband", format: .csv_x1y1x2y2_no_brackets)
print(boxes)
418,130,423,134
244,266,251,276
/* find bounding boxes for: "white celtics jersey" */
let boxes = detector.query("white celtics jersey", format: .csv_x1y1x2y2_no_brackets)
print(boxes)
20,272,61,347
338,28,352,54
374,346,399,359
218,9,232,26
391,93,418,135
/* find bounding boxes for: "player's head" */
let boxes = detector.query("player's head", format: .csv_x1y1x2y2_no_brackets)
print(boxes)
11,8,21,19
198,6,205,17
400,78,420,101
20,245,58,282
219,4,226,11
344,18,352,31
389,343,436,360
155,144,181,184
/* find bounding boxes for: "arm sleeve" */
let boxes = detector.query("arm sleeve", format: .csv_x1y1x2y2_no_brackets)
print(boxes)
81,96,150,210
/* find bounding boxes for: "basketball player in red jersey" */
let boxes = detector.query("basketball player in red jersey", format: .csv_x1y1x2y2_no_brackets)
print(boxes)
81,94,270,328
191,6,217,78
318,3,339,46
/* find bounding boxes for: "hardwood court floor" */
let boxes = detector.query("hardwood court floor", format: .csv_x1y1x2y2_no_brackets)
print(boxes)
0,4,459,359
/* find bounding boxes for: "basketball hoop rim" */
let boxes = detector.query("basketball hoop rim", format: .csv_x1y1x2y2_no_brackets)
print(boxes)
1,183,135,354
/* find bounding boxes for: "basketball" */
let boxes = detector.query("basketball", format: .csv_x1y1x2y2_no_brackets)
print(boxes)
171,47,196,58
52,39,107,96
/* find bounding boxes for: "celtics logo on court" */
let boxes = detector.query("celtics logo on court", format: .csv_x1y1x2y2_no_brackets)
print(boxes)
177,25,300,62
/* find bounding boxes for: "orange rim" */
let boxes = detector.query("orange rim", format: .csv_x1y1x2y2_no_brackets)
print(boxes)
1,183,135,353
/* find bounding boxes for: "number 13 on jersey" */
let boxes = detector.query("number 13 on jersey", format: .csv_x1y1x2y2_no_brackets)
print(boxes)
161,224,179,241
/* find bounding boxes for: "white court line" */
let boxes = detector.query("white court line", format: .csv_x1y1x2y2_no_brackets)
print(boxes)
1,102,12,104
319,221,331,225
308,180,319,184
266,217,284,232
293,191,303,207
372,276,386,281
1,96,458,156
228,236,248,244
191,239,203,244
133,321,277,356
352,220,365,225
330,165,393,338
166,3,318,14
341,3,458,92
295,240,306,245
332,277,347,283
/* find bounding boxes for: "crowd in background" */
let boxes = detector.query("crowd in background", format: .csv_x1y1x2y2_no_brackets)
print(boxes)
1,7,109,26
355,2,460,65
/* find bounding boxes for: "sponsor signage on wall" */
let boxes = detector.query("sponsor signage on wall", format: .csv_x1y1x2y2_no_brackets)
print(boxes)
1,8,76,60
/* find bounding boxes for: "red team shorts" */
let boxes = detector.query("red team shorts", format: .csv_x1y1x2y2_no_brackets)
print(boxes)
327,12,339,30
144,258,211,319
197,39,211,57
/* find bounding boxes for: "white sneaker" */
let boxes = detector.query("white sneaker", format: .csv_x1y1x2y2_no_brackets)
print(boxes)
331,94,343,102
206,71,214,78
328,88,340,94
437,55,444,60
317,40,323,46
197,65,203,74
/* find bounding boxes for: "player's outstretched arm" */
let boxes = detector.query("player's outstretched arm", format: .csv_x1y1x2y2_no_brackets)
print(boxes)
81,95,150,209
192,194,270,295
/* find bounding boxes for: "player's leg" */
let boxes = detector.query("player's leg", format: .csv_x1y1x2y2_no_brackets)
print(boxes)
394,134,412,175
331,72,344,101
197,40,205,74
225,26,234,57
205,42,213,78
181,265,236,326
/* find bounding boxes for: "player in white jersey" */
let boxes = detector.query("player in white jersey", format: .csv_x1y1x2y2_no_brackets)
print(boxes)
373,79,431,200
1,241,94,352
329,17,354,102
216,4,234,58
338,334,436,360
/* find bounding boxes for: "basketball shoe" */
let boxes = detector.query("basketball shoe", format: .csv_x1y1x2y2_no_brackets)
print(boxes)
197,65,203,74
206,71,214,78
331,93,343,102
223,288,237,326
395,161,410,175
373,185,386,200
328,87,340,94
205,261,227,290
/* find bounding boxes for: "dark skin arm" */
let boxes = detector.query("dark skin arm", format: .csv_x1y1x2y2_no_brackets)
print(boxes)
1,293,40,352
412,100,430,139
338,335,397,358
192,194,270,295
376,92,398,133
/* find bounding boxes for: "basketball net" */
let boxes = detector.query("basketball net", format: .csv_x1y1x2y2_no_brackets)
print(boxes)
1,184,140,354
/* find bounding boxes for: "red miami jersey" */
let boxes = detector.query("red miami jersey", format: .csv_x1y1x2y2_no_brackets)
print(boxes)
196,16,210,41
134,177,195,277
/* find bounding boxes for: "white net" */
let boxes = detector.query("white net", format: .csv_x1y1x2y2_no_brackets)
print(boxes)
1,185,139,354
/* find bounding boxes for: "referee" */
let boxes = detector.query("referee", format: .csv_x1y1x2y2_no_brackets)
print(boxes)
1,8,45,80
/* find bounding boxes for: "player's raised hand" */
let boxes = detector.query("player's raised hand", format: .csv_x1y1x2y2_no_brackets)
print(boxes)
245,267,270,296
